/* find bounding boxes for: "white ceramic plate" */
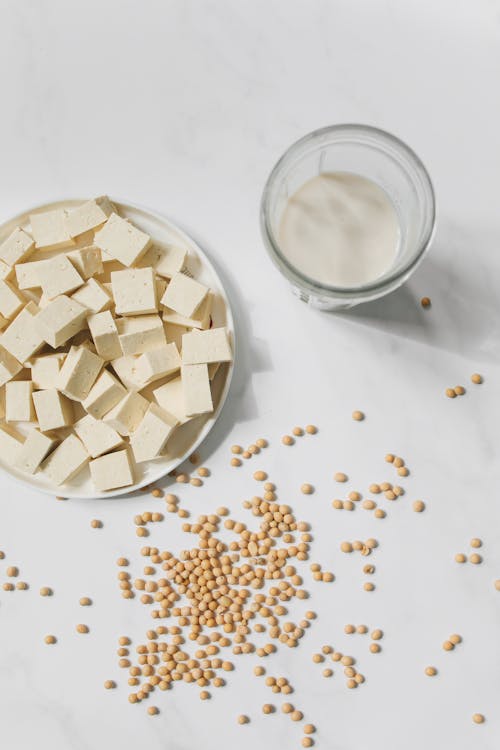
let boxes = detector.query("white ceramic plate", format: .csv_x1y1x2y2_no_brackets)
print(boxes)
0,198,234,499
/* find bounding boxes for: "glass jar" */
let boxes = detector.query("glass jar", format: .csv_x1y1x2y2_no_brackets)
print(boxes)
260,124,436,310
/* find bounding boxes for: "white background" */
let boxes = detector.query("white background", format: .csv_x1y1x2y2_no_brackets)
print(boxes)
1,1,500,748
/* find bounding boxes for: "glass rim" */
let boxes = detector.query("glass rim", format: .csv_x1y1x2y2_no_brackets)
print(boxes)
260,123,436,298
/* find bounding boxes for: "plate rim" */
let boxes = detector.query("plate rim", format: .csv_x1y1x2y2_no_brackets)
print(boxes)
0,196,234,499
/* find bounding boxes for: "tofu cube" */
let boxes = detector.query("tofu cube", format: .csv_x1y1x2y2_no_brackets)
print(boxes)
181,363,213,416
111,355,144,390
111,267,157,316
74,414,123,458
2,303,45,364
71,278,112,313
181,327,232,365
103,391,149,436
162,291,213,330
15,259,46,289
66,196,115,238
0,280,25,319
30,354,65,389
0,424,25,463
15,428,58,474
82,369,126,419
94,213,151,267
66,246,103,279
130,403,177,463
29,209,75,251
56,345,104,401
138,244,186,279
42,433,89,485
0,227,35,266
89,448,134,491
153,376,192,425
135,342,181,385
160,272,209,318
0,344,22,385
88,310,121,360
34,295,87,348
116,314,166,356
33,389,74,431
36,254,84,299
5,381,34,421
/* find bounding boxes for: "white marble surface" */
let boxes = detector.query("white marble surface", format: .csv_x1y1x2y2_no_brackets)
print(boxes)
1,1,500,748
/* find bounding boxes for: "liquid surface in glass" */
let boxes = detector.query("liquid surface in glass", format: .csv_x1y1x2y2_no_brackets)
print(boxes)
278,172,399,287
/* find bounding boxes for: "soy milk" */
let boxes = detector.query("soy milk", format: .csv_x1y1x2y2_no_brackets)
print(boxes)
278,172,399,287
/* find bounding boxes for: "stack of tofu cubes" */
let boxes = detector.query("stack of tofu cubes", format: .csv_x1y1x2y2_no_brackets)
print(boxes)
0,197,232,492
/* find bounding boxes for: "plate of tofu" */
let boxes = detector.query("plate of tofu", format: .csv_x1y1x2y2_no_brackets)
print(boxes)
0,197,234,497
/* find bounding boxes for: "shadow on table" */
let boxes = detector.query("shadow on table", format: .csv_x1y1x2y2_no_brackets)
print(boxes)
336,237,500,362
